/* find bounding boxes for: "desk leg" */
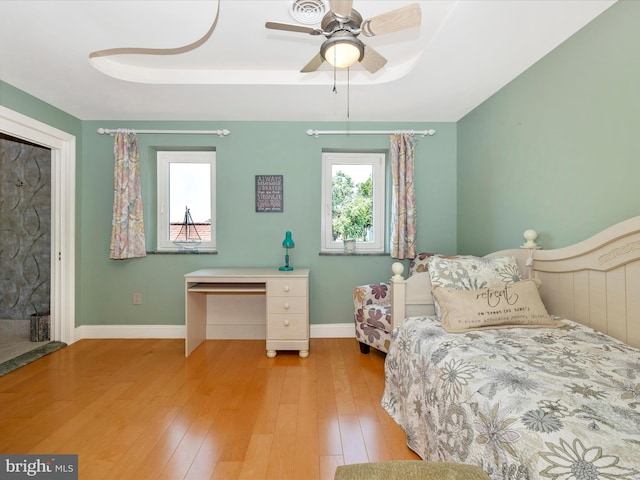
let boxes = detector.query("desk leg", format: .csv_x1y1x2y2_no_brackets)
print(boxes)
266,350,277,358
186,291,207,357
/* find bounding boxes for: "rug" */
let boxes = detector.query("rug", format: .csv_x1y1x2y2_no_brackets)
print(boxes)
334,461,491,480
0,341,67,377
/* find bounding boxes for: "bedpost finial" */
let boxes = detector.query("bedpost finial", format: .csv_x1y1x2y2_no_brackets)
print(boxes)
391,262,404,280
522,229,539,249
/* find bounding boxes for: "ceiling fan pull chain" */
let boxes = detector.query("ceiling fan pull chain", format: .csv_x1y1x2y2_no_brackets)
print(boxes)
333,63,338,93
347,67,351,118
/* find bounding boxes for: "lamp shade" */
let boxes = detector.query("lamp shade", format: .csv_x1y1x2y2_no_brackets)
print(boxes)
279,231,295,271
320,33,364,68
282,231,295,248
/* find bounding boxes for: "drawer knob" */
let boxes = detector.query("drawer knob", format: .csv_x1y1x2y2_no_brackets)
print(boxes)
283,285,290,292
284,320,290,327
283,303,290,310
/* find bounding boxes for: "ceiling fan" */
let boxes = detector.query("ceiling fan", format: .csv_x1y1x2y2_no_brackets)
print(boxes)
265,0,421,74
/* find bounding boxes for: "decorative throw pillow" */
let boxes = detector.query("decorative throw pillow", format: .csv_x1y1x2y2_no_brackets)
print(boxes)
432,279,561,333
408,252,436,277
427,255,522,318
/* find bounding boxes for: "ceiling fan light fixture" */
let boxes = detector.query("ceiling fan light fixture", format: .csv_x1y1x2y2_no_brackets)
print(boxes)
320,33,364,68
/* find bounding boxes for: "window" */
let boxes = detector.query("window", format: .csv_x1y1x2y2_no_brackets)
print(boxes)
321,152,386,253
157,151,216,251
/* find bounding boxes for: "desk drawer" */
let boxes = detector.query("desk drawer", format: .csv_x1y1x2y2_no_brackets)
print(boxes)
267,296,307,314
268,278,307,297
268,315,307,339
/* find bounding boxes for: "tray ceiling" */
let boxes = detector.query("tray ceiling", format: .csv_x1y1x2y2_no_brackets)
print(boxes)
0,1,616,121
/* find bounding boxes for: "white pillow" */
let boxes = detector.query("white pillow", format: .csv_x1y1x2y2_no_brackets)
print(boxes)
427,255,522,318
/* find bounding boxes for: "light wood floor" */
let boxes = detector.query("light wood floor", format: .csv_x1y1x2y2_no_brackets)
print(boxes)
0,338,419,479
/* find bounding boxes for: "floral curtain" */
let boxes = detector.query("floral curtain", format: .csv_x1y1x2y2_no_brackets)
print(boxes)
390,134,417,259
109,130,146,259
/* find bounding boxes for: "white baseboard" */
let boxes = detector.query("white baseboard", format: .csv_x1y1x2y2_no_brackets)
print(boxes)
75,323,355,340
310,322,355,338
74,325,185,340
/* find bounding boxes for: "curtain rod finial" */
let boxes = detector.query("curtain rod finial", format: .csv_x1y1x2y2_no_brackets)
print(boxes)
306,129,319,137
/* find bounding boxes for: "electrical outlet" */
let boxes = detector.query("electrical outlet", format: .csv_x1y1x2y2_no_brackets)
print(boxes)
133,293,142,305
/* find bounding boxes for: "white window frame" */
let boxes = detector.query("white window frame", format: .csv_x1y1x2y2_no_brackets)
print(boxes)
157,151,216,252
321,152,386,253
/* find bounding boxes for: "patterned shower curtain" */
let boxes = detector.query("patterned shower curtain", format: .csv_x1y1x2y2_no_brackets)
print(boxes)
390,134,417,259
109,130,146,259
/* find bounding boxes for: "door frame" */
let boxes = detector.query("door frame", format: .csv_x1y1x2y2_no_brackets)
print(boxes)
0,106,76,345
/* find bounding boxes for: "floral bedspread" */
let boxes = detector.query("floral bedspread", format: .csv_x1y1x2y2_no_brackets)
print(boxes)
381,316,640,480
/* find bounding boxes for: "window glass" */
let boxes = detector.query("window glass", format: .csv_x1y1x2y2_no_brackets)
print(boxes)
321,152,385,253
157,151,216,251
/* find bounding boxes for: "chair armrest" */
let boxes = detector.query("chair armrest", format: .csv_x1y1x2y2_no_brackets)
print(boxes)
353,282,391,308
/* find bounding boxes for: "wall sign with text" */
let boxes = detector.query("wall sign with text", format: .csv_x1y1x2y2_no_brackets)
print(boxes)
255,175,283,212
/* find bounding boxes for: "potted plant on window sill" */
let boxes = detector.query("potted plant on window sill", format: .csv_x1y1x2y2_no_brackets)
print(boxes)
341,224,367,253
343,238,357,253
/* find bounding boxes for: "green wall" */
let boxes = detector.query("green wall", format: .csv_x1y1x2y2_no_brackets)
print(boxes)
79,121,456,327
457,0,640,254
3,78,456,328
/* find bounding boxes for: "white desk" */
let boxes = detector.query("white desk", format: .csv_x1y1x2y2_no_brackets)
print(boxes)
184,268,310,357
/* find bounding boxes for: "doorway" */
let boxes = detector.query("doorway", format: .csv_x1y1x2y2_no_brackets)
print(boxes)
0,134,51,362
0,106,76,347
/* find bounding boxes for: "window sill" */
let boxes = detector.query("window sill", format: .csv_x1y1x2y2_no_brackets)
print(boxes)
147,250,218,255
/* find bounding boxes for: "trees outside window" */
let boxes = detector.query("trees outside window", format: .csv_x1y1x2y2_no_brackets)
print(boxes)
331,171,373,241
321,152,385,253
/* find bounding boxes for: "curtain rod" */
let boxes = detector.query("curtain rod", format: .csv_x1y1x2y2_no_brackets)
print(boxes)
305,129,436,138
96,128,230,137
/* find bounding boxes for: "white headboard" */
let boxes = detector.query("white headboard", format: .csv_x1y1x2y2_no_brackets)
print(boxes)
390,216,640,348
532,216,640,347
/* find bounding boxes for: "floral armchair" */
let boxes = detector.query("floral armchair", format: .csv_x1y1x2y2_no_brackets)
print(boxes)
353,282,392,353
353,253,434,354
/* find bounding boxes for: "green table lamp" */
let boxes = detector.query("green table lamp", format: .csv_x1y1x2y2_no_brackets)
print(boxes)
279,231,295,271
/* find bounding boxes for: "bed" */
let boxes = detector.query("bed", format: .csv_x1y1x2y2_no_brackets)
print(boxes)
381,216,640,480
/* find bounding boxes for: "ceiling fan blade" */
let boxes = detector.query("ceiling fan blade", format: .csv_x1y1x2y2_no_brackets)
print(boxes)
301,53,325,73
329,0,353,19
360,45,388,74
265,21,320,35
361,3,422,37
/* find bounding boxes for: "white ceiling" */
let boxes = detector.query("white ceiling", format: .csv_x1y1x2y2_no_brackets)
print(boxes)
0,0,616,122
